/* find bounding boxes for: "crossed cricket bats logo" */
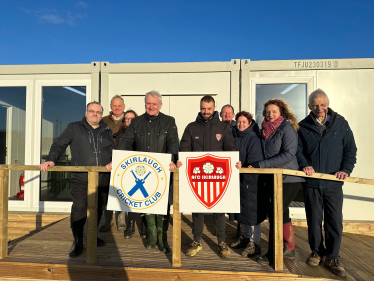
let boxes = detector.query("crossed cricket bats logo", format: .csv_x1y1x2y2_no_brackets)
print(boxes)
128,170,152,198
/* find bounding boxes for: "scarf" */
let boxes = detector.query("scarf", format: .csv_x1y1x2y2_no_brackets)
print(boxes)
261,116,284,140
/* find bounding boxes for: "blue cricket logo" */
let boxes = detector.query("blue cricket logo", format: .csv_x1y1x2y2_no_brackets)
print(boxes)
113,155,167,210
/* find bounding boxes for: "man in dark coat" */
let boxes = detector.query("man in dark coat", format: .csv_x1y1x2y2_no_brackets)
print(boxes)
178,95,237,259
297,89,357,277
39,101,113,257
106,90,179,253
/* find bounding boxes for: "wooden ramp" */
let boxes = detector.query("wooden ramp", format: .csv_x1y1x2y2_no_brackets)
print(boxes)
1,214,373,280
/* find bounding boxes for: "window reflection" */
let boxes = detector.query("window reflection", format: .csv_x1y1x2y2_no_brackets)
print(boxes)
40,86,86,201
0,87,26,200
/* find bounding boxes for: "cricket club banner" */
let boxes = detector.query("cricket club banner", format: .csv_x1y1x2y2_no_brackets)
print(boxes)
179,152,240,213
107,150,171,215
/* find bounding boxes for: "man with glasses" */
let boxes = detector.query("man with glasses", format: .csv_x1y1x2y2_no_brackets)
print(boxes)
39,101,113,257
101,95,127,232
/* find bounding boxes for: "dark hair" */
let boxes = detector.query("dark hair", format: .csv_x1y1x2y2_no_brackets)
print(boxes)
123,109,138,128
262,98,297,123
200,95,215,106
235,111,253,123
124,109,138,118
220,104,234,114
86,101,103,113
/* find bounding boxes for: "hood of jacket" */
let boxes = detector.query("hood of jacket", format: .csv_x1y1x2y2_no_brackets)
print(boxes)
196,111,220,124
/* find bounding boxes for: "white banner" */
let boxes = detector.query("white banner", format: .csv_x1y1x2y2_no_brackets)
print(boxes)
179,151,240,213
107,150,171,215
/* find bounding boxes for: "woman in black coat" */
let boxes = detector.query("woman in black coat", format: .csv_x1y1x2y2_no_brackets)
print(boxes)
231,111,267,258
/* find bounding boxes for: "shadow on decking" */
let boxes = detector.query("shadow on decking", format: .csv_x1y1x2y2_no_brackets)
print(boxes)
2,214,373,280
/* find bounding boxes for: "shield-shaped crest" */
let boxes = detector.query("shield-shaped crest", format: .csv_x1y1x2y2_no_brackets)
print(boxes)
186,153,232,209
216,134,222,141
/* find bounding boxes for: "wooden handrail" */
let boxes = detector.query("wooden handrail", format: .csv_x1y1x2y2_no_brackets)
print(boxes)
0,165,373,271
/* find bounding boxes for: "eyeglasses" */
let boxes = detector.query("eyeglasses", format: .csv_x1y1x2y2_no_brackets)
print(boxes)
87,110,103,115
125,118,134,121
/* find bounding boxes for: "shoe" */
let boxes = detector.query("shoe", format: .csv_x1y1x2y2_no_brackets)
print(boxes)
97,237,105,247
218,241,231,259
231,235,250,249
140,215,148,239
69,227,83,257
242,241,261,257
283,244,296,260
99,210,113,232
124,220,135,239
186,241,202,257
145,214,157,249
324,258,347,277
257,253,273,266
116,211,126,232
157,215,170,253
307,253,324,267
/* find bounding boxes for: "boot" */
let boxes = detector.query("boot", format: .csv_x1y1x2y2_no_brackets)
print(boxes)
124,220,135,239
99,210,113,232
157,215,170,253
140,214,148,239
145,214,157,249
69,226,84,257
116,211,127,232
283,222,296,259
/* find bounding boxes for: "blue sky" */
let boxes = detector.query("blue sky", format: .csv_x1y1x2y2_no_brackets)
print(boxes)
0,0,373,65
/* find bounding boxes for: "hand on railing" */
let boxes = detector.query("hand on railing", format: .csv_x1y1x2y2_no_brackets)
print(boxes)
169,162,176,171
303,166,315,176
39,161,55,171
335,171,348,180
105,162,112,172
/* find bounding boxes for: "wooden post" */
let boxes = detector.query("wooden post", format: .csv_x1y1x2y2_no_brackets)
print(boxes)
0,169,9,259
86,171,99,263
273,173,283,271
172,169,181,267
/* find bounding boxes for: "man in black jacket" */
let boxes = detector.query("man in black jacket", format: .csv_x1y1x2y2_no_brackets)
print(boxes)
178,95,237,259
106,90,179,253
297,89,357,277
39,101,113,258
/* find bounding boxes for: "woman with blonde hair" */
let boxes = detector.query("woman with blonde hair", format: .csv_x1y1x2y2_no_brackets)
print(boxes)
253,99,304,266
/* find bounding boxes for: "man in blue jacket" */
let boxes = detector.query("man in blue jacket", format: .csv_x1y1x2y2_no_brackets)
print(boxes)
297,89,357,277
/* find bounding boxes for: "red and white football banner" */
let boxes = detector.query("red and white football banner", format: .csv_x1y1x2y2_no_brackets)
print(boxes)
179,152,240,213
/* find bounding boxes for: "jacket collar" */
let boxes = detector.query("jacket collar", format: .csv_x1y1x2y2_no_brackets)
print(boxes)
300,108,340,131
81,117,109,131
233,120,259,138
196,111,220,124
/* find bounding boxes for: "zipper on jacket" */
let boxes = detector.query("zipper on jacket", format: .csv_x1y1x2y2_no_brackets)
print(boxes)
88,130,99,166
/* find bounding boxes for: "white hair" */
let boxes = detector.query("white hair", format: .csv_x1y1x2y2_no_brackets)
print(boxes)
145,90,162,104
110,95,124,105
308,89,329,105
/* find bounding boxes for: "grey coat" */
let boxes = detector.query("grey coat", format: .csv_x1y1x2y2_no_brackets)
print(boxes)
258,120,304,183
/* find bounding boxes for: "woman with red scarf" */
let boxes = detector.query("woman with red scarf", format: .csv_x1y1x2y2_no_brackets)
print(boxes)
252,99,304,266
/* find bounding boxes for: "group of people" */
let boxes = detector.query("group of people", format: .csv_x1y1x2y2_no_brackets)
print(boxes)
39,89,356,277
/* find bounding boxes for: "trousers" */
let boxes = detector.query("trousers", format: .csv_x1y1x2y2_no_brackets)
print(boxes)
241,223,262,244
192,213,226,244
70,179,109,230
303,185,343,259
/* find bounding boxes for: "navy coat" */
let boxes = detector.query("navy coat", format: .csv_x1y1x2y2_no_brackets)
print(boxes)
259,120,304,183
230,121,268,225
296,108,357,189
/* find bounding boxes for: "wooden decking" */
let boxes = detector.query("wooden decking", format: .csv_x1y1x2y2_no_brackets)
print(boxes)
1,213,374,280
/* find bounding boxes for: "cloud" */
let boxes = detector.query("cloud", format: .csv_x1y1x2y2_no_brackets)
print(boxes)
74,2,88,8
23,8,84,26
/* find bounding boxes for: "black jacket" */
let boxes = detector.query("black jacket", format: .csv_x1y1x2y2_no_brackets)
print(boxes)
45,118,113,181
179,111,237,152
117,112,179,162
296,108,357,189
231,121,268,225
